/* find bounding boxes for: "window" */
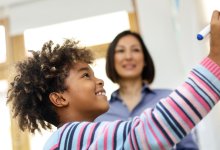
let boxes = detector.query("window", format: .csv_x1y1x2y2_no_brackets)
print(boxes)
0,25,6,63
24,11,130,52
0,80,12,150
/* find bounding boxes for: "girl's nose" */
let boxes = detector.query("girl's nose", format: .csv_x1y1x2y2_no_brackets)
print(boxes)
97,78,104,86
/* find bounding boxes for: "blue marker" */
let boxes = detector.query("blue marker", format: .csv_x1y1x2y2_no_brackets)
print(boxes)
197,24,210,40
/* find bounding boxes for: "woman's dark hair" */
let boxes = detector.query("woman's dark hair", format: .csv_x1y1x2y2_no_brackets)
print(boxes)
106,30,155,84
7,39,94,133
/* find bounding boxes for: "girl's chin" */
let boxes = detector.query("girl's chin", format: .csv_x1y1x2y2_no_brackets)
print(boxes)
97,95,107,101
96,105,109,117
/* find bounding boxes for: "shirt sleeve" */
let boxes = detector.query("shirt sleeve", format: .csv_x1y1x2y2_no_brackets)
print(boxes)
54,57,220,150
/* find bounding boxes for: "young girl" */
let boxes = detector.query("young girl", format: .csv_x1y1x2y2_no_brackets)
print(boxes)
7,10,220,150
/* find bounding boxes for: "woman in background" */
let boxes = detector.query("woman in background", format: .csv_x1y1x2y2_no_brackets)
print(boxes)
96,30,199,149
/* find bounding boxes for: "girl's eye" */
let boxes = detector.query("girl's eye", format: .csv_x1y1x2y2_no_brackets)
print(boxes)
82,73,90,78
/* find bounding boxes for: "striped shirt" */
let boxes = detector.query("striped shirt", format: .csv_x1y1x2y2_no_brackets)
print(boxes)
44,57,220,150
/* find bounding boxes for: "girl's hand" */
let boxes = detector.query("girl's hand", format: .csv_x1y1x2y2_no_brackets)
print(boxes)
208,10,220,66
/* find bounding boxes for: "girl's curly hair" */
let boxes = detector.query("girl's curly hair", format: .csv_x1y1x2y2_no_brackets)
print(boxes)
7,39,94,133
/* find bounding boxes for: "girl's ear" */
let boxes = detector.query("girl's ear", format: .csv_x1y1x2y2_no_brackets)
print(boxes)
49,92,68,107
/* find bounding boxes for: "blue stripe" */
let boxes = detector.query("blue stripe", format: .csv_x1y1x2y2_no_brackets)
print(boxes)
90,122,101,144
193,68,220,94
129,131,135,150
80,123,89,149
152,112,174,145
157,102,185,138
63,123,77,150
146,111,168,149
58,123,72,150
126,122,134,150
66,123,80,150
175,89,202,119
170,96,195,126
113,121,123,149
187,78,214,107
161,101,186,135
131,120,140,150
127,122,132,133
122,122,128,149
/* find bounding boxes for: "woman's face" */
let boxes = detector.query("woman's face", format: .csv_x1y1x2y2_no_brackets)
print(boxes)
114,35,145,80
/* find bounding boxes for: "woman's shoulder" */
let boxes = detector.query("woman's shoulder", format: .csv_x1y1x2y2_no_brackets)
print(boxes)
150,88,172,96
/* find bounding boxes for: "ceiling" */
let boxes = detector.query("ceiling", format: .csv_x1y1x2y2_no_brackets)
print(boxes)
0,0,41,8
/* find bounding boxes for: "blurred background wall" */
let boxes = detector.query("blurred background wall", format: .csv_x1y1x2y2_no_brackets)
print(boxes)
0,0,220,149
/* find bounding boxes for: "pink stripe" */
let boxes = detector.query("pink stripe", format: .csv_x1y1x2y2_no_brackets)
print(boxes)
104,130,108,150
142,111,152,150
190,72,219,103
145,111,171,149
103,123,109,150
154,112,178,143
184,83,210,112
146,113,165,150
162,98,190,132
139,121,151,150
85,123,96,149
51,123,70,150
128,134,134,150
170,94,200,123
176,85,207,117
94,123,108,150
95,142,98,150
137,126,148,150
111,121,120,150
130,119,140,150
201,57,220,80
50,144,58,150
168,98,194,129
77,123,89,150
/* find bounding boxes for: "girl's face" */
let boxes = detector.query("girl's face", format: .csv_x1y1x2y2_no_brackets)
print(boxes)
114,35,145,80
61,62,109,121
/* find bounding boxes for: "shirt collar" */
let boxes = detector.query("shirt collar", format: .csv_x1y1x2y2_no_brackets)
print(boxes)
109,83,153,103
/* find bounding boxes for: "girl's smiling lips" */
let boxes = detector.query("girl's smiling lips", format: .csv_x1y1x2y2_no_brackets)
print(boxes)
95,89,106,96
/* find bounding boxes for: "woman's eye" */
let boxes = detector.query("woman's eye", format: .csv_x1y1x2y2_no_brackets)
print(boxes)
115,49,124,53
133,48,141,52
